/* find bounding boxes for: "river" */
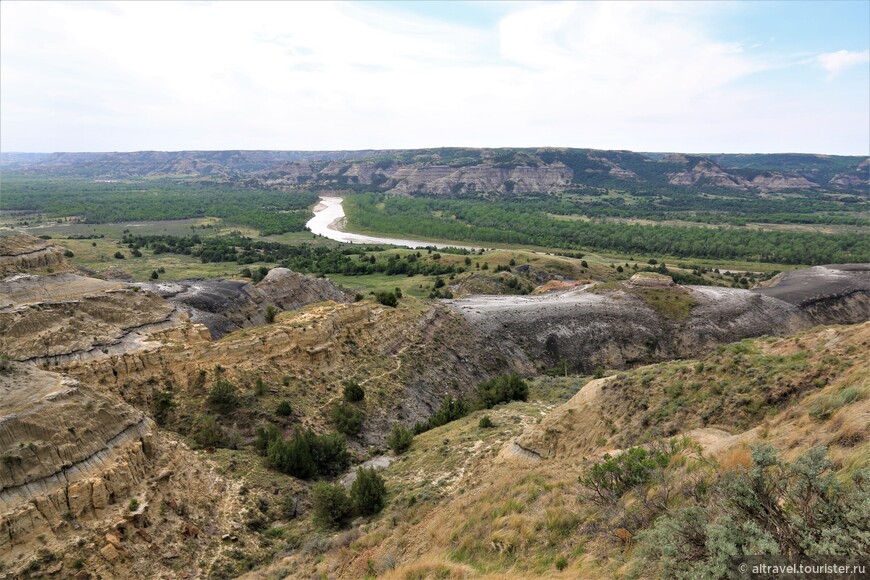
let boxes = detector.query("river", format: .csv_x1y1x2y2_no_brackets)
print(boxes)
305,196,478,250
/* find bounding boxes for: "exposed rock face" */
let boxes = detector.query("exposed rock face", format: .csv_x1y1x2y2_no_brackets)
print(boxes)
0,273,177,361
60,301,526,445
627,272,675,287
752,264,870,325
140,267,352,338
1,366,154,552
0,364,252,578
448,284,809,373
383,164,573,195
449,266,869,373
668,159,749,189
6,149,868,195
255,267,350,312
0,235,71,275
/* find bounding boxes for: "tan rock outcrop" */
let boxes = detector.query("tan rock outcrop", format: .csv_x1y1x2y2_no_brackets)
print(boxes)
0,235,71,275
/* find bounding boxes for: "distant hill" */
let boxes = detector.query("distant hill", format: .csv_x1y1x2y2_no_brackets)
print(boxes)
2,148,867,196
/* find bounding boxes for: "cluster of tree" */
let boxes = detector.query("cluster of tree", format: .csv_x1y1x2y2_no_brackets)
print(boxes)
412,373,530,434
312,467,387,528
2,176,318,234
257,426,351,479
345,194,870,265
125,232,465,276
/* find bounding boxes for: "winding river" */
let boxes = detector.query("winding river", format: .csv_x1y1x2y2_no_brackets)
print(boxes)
305,196,478,250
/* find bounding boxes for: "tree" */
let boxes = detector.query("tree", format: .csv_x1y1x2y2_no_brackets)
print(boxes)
254,423,281,455
275,400,292,417
351,467,387,516
264,305,279,324
192,415,225,448
152,390,175,426
343,381,365,402
331,402,364,437
150,270,159,280
207,379,240,414
312,483,353,529
476,373,529,409
114,251,125,259
375,290,398,307
387,424,414,454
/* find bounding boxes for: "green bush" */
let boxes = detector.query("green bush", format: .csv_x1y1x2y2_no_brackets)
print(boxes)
255,376,268,396
634,445,870,578
580,446,671,504
312,483,353,529
351,467,387,516
386,424,414,454
808,387,865,421
254,423,281,455
192,415,225,448
478,415,494,428
276,400,292,417
374,290,398,307
113,251,125,259
151,390,175,426
429,397,469,429
343,381,365,402
207,380,240,414
331,402,364,437
264,305,279,324
0,353,10,372
266,429,350,479
475,373,529,409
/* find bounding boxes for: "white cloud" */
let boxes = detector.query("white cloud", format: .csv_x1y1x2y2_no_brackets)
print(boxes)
815,49,870,78
0,1,867,154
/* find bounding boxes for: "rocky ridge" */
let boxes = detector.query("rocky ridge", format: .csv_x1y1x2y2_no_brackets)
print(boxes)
0,234,72,275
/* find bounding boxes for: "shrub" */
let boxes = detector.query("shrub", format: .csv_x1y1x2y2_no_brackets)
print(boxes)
63,249,74,258
351,467,387,516
0,353,11,373
476,373,529,409
152,390,175,426
312,483,353,529
113,251,125,259
240,267,252,278
128,498,139,511
255,376,268,396
192,415,225,448
331,402,364,437
264,305,279,324
375,290,398,307
808,387,865,421
207,380,240,414
635,445,870,577
429,397,469,429
266,429,350,479
580,446,671,504
386,424,414,454
343,381,365,402
150,270,159,280
254,423,281,455
276,400,292,417
554,555,568,571
478,415,494,428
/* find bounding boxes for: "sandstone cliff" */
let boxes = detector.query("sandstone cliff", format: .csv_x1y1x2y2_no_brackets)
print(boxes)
0,364,255,579
0,234,71,275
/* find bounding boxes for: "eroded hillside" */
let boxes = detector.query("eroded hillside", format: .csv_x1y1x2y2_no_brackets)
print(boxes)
245,322,869,579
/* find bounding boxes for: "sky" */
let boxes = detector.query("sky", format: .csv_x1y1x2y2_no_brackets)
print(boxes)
1,1,868,155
